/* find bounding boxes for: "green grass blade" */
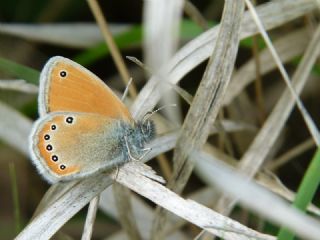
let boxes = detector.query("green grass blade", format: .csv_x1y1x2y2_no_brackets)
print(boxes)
277,148,320,240
74,25,143,66
0,57,39,84
74,20,207,66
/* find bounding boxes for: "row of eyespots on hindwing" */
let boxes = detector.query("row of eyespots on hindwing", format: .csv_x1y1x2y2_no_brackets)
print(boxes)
43,116,74,171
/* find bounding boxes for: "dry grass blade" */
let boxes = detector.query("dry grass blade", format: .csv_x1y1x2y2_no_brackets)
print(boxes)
31,181,79,218
16,176,114,239
211,119,256,133
215,22,320,215
142,0,184,201
16,160,276,240
245,0,320,145
0,80,38,93
99,187,158,239
112,183,141,240
131,0,317,120
0,101,32,156
101,186,238,239
117,162,274,240
151,1,244,238
87,0,137,97
103,142,320,239
267,138,315,171
0,23,130,48
194,151,320,240
256,171,320,217
143,0,183,124
81,196,99,240
184,1,208,30
224,28,309,106
195,142,320,218
172,0,244,192
143,0,183,70
99,187,187,240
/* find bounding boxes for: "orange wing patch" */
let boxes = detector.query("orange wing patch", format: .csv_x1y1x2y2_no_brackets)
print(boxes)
37,115,80,176
41,57,132,122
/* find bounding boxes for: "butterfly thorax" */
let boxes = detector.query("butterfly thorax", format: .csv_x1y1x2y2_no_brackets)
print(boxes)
116,119,156,161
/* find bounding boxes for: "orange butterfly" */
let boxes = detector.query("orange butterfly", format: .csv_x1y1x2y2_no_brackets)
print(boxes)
29,56,155,183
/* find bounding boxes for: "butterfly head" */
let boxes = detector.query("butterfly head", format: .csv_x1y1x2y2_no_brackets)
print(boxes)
137,119,156,143
119,119,155,161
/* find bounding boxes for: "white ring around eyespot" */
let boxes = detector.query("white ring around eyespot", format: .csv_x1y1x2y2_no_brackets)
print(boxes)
65,115,76,125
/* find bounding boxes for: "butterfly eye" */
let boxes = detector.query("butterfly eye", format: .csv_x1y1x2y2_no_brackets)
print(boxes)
59,70,67,78
60,165,66,170
51,124,57,130
66,117,74,124
44,134,50,140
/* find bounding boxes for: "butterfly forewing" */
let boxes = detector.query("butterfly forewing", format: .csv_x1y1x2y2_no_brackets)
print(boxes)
38,56,132,122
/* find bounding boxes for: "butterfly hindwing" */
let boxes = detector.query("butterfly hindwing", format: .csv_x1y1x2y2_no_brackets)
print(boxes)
29,112,128,183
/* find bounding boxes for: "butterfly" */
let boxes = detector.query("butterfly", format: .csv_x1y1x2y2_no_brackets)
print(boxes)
29,56,155,184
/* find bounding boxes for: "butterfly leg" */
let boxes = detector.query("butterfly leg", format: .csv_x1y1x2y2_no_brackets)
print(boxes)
113,166,120,182
124,136,139,161
137,147,152,160
124,136,152,162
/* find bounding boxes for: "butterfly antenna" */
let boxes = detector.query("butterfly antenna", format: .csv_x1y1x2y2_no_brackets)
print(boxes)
121,77,133,101
142,104,177,123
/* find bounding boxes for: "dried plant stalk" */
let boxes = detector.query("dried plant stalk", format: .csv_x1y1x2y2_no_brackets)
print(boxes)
151,1,245,238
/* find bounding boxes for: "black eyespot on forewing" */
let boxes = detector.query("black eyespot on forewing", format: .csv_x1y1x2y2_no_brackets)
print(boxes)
60,164,66,170
59,70,67,78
